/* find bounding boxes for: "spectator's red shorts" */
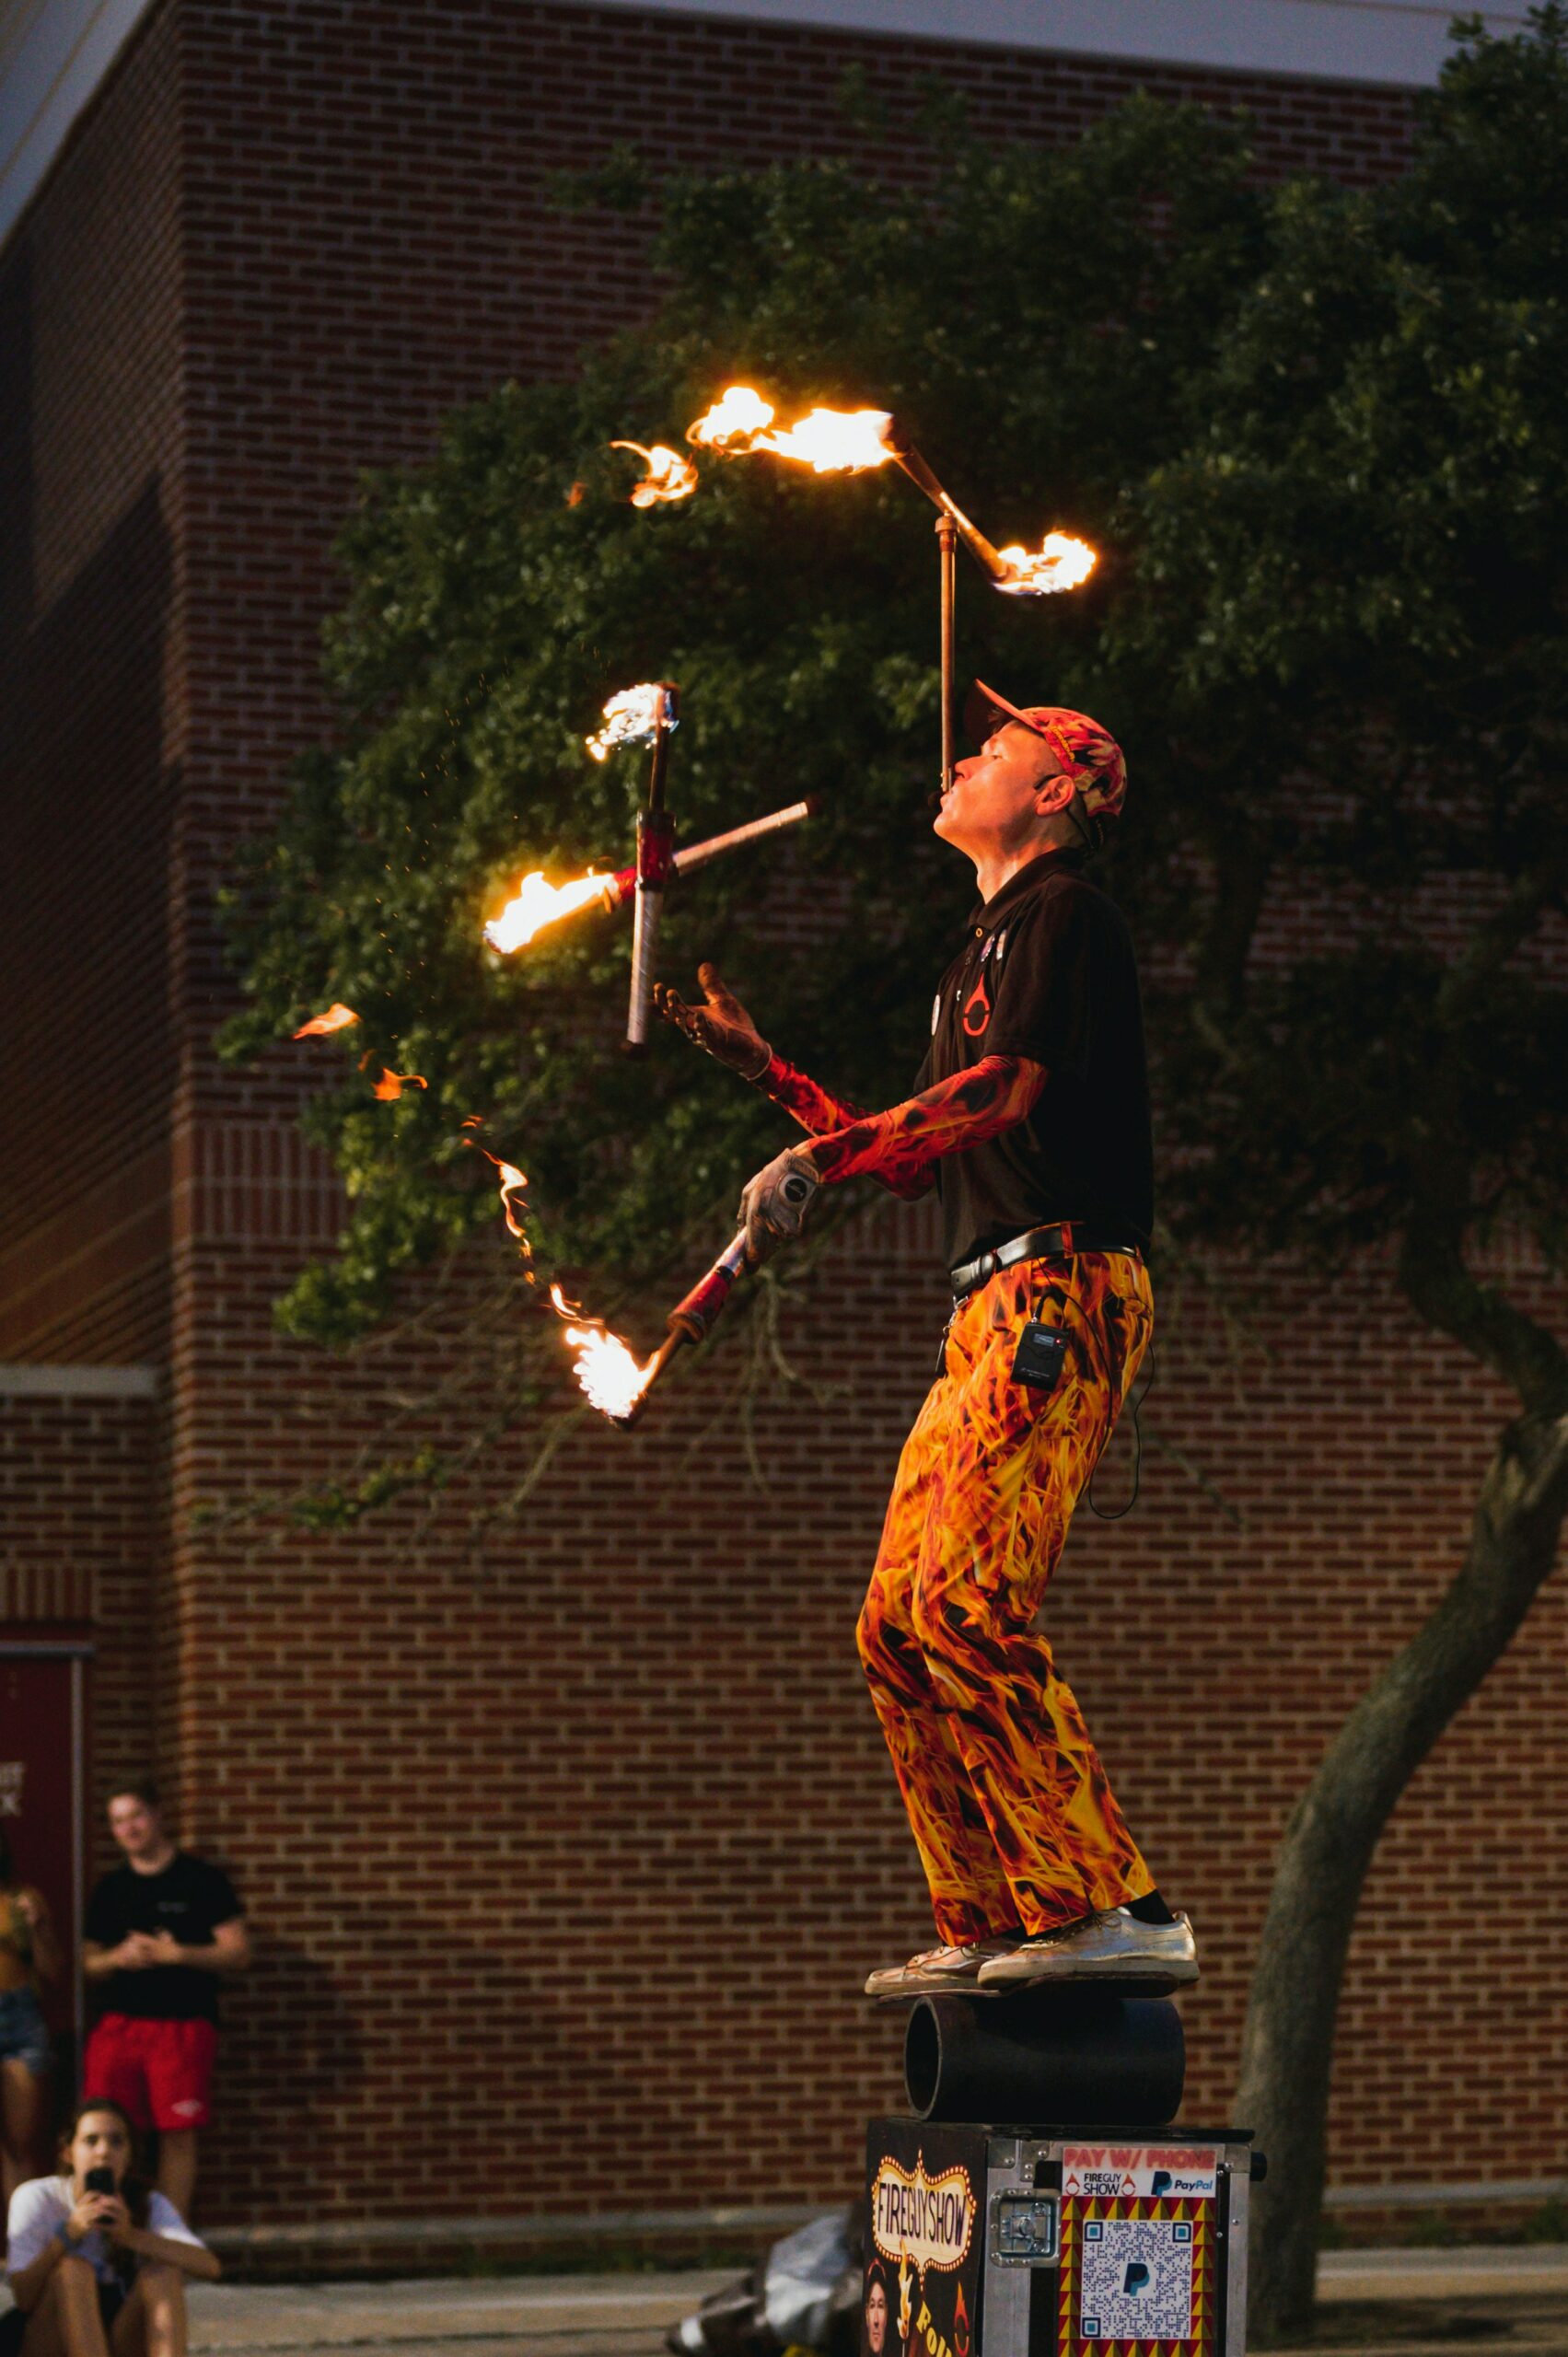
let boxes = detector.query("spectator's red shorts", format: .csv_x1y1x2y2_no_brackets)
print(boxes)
83,2014,217,2131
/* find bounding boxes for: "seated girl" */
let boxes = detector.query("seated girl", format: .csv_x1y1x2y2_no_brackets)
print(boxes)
5,2098,218,2357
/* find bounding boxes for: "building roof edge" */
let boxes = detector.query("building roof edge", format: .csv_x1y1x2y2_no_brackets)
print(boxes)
0,0,1534,258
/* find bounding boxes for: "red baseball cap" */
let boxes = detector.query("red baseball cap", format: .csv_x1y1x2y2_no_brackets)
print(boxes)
965,679,1127,826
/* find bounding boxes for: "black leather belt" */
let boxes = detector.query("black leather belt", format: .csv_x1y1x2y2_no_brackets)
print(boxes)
950,1222,1144,1302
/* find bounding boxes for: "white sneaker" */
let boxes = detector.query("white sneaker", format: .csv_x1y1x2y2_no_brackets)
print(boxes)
975,1908,1198,1994
865,1934,1024,2000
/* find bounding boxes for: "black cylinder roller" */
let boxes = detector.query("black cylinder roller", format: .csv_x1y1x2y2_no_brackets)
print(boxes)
904,1988,1185,2124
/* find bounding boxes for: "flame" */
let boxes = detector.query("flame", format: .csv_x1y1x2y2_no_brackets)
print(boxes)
953,2278,970,2357
293,1002,360,1038
484,868,607,953
994,531,1098,595
372,1068,427,1101
611,439,698,506
688,385,894,473
759,404,894,472
687,383,775,452
549,1283,655,1420
466,1144,539,1285
584,681,677,763
491,1158,529,1242
897,2258,912,2345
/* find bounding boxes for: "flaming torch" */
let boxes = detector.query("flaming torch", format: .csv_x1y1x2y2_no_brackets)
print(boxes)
687,386,1098,793
482,681,817,1035
556,1171,811,1431
619,681,679,1054
482,802,816,958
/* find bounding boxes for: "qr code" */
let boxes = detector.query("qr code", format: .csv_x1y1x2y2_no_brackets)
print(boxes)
1079,2218,1194,2342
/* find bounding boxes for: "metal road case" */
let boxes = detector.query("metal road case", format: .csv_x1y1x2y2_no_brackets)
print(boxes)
864,2118,1260,2357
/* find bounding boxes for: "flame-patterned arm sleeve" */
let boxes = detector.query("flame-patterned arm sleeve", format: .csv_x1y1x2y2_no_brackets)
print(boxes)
756,1052,931,1201
803,1055,1048,1191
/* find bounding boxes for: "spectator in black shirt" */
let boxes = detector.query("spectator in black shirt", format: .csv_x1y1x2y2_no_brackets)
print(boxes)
81,1782,248,2217
659,683,1196,2001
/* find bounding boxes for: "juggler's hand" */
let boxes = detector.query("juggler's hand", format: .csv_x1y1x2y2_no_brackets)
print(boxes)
738,1147,820,1263
654,963,771,1078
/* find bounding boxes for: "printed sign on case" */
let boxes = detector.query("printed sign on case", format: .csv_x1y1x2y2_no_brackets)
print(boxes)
865,2128,983,2357
1061,2145,1220,2201
869,2151,977,2282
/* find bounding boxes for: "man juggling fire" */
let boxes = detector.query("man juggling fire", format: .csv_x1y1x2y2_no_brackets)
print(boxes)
656,683,1196,2000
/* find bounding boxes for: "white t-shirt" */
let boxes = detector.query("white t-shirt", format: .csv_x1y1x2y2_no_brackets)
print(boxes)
6,2175,204,2292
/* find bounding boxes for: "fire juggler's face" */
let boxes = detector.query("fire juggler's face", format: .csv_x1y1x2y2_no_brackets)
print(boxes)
865,2282,889,2354
935,722,1074,862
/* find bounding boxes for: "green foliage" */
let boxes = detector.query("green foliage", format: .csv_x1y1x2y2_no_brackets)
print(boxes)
224,11,1568,1387
1112,7,1568,1289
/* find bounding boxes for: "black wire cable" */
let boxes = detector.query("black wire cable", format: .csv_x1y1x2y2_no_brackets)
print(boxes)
1086,1330,1152,1522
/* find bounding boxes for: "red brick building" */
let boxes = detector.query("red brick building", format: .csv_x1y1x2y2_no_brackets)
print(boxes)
2,0,1562,2255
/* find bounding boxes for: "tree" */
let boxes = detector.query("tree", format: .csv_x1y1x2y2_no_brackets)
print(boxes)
1111,14,1568,2331
224,13,1568,2334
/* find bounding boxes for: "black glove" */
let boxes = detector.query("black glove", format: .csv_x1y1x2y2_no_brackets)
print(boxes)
738,1147,820,1263
654,963,771,1079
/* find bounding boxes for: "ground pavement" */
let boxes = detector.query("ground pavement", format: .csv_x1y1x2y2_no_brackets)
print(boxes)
5,2247,1568,2354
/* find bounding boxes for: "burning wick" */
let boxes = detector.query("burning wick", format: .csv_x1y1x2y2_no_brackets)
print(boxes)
550,1284,656,1421
484,868,607,954
994,532,1098,595
585,680,678,763
372,1069,427,1101
294,1002,360,1038
610,439,698,507
688,384,894,474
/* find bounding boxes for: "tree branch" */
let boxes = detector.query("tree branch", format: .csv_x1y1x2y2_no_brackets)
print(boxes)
1398,1217,1568,1418
1434,837,1568,1029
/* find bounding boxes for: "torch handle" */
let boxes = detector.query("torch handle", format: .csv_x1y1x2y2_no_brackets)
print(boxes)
600,798,816,917
626,807,677,1052
666,1229,752,1344
614,1328,686,1429
619,1222,777,1426
671,798,818,876
626,879,663,1052
885,424,1014,586
645,681,680,814
937,515,957,799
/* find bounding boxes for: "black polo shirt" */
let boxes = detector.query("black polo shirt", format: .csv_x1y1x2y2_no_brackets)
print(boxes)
915,847,1154,1273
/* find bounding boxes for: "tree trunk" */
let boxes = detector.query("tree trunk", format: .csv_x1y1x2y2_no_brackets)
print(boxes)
1237,1399,1568,2344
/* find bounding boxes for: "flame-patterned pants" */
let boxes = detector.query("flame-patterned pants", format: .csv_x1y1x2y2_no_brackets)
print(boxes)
856,1252,1156,1944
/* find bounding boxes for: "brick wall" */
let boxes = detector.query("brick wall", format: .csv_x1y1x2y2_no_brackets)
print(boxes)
6,0,1564,2244
0,0,185,1367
